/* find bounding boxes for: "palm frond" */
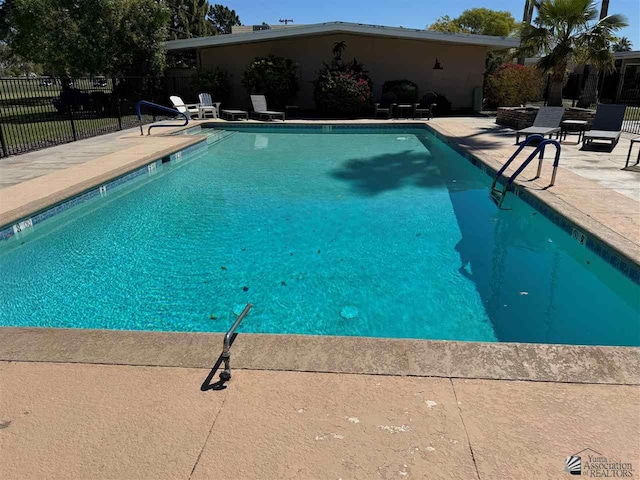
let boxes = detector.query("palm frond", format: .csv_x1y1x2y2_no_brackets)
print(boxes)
536,0,597,36
517,22,554,58
593,14,628,34
537,43,573,73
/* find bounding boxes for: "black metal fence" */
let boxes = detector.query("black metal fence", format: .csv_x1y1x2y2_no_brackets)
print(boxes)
541,69,640,135
0,76,200,157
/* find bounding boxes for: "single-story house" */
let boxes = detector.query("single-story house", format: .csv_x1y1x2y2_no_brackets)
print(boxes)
164,22,519,111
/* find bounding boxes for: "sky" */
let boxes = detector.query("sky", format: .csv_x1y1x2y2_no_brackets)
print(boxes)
223,0,640,48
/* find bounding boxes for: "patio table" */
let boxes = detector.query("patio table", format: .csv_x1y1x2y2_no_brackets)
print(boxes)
560,120,588,143
396,104,414,118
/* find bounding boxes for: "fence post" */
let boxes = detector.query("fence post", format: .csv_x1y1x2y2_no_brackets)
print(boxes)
0,121,8,157
116,99,123,130
68,107,77,141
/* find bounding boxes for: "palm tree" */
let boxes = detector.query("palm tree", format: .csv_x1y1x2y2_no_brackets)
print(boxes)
332,41,347,61
518,0,627,107
612,36,633,52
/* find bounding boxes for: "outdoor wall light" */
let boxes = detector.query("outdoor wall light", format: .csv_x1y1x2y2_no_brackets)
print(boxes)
433,58,443,70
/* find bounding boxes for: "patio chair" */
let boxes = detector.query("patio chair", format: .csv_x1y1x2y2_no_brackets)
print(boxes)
414,92,437,119
169,96,199,119
374,92,397,119
197,93,222,119
582,104,627,150
515,106,565,144
250,95,285,121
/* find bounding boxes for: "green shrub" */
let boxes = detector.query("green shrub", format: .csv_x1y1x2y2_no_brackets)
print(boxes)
242,55,299,109
191,67,231,104
313,59,373,116
485,64,544,108
382,79,419,103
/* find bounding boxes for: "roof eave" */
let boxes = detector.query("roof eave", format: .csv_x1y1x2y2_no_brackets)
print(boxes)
163,22,520,51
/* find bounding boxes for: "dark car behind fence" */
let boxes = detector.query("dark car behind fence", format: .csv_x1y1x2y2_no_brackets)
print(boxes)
0,76,197,157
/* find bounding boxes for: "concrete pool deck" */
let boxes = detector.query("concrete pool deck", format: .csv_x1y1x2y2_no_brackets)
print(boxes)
1,330,639,479
1,359,638,479
1,117,639,478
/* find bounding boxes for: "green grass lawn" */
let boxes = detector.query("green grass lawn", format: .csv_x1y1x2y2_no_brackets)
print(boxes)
0,114,157,153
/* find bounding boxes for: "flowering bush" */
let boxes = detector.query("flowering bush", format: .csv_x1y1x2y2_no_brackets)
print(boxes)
242,55,299,108
485,64,544,108
313,59,373,116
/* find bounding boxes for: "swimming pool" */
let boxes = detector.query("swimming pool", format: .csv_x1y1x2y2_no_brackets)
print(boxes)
0,125,638,346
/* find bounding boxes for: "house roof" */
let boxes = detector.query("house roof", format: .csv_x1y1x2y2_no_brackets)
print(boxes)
614,50,640,60
164,21,520,51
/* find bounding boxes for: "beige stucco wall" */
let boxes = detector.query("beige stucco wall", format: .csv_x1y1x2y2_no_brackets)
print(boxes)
197,33,489,110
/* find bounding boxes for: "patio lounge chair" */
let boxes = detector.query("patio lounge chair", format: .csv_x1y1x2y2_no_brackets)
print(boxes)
220,109,249,120
250,95,285,121
374,92,397,119
197,93,221,119
169,96,199,119
515,107,565,144
582,104,627,150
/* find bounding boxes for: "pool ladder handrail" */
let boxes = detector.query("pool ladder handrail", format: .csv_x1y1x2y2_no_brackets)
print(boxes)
219,303,254,382
490,134,561,208
136,100,189,136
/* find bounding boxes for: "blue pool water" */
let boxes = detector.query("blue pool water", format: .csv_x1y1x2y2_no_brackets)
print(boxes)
0,127,638,346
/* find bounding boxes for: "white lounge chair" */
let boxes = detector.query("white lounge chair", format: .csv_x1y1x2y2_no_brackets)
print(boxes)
250,95,285,121
169,96,199,118
516,107,565,144
198,93,221,119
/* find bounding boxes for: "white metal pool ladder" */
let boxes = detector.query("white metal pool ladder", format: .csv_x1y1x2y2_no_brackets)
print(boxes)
219,303,253,382
490,134,561,209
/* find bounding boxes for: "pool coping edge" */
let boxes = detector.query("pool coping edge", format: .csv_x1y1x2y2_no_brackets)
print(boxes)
0,328,637,385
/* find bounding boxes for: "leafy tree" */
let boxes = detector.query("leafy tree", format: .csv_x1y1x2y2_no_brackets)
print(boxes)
612,36,632,52
191,66,231,103
428,15,460,33
207,4,241,34
518,0,627,106
428,8,517,37
0,42,41,76
167,0,214,40
6,0,170,76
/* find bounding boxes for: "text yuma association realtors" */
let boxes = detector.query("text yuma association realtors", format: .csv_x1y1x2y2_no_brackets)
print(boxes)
582,454,634,477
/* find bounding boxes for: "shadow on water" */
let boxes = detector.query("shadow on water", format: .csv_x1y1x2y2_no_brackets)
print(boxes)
330,149,443,195
200,332,238,392
327,132,638,346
